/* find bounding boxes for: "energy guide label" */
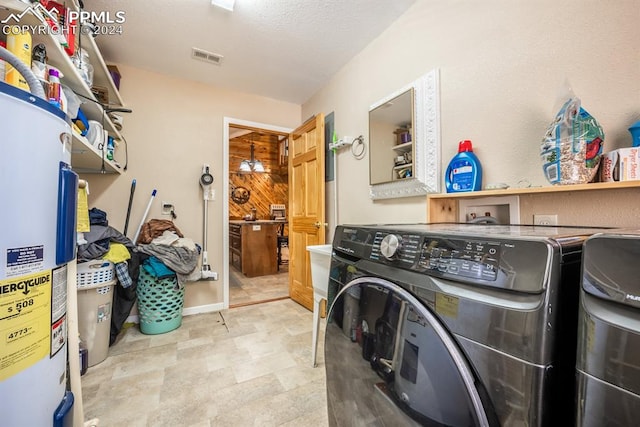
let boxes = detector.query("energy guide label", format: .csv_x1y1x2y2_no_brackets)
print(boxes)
0,270,52,381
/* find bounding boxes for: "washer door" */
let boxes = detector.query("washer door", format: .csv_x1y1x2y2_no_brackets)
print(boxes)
325,277,497,427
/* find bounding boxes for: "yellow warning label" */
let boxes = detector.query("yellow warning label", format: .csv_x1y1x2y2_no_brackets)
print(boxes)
0,270,52,381
435,293,459,318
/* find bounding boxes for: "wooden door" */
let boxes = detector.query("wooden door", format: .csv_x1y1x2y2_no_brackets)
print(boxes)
288,114,325,311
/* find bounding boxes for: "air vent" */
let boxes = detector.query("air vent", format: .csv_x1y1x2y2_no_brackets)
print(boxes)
191,48,224,65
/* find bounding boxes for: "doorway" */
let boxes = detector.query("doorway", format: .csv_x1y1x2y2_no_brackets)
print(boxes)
223,118,292,308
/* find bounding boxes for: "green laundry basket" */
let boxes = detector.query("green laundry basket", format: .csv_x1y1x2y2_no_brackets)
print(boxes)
136,268,185,334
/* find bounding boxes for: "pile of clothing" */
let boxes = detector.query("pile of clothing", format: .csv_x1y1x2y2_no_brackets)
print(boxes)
78,211,199,344
134,219,200,287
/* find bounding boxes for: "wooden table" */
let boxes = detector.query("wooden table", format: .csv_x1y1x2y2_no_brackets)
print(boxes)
229,220,284,277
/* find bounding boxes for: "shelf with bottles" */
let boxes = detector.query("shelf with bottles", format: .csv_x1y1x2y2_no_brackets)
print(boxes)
70,131,121,174
31,28,124,140
427,180,640,223
393,163,412,180
0,0,126,152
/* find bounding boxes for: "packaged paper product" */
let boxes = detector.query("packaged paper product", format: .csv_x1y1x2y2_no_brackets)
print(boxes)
597,148,640,182
541,96,604,185
618,147,640,181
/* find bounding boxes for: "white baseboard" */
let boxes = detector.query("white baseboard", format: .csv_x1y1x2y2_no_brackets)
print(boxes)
125,302,224,324
183,302,225,316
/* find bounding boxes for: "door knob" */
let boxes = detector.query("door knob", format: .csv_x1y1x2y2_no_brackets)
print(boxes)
314,221,328,228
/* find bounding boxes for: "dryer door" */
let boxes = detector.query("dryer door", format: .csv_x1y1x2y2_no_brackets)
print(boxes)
325,276,497,427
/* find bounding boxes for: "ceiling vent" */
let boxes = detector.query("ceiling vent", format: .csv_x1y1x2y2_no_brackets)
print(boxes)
191,48,224,65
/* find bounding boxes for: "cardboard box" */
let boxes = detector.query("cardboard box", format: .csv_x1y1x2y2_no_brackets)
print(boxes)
618,147,640,181
599,150,619,182
600,148,640,182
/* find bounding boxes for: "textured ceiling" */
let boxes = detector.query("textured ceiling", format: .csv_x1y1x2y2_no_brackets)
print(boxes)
83,0,417,104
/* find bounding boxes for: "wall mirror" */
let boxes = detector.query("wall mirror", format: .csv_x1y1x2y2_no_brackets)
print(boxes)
369,69,440,199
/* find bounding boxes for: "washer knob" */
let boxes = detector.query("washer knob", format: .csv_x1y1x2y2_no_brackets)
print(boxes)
380,234,402,259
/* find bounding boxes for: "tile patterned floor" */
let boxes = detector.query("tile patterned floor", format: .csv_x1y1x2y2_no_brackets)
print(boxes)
81,299,328,426
229,266,289,308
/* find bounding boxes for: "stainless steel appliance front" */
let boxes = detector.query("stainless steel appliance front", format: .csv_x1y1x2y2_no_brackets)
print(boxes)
326,224,606,426
576,230,640,426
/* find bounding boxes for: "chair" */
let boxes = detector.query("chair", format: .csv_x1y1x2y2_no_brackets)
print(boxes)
277,223,288,271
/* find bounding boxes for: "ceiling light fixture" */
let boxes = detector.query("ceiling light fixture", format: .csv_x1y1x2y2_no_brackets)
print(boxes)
211,0,235,11
238,140,265,174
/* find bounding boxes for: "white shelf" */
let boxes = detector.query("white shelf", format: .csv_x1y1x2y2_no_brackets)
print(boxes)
80,34,125,107
393,163,413,170
392,142,412,152
0,0,127,174
71,132,122,174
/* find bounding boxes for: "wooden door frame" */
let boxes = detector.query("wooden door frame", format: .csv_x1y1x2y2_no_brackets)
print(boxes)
222,117,292,309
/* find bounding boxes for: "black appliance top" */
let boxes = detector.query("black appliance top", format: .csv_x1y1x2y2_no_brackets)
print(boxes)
332,223,612,294
582,228,640,309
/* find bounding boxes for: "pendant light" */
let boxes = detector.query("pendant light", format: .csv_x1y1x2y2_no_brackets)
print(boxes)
238,137,265,174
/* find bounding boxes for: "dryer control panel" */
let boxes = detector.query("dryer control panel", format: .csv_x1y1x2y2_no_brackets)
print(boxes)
368,232,501,281
333,224,556,292
417,237,501,281
336,228,503,282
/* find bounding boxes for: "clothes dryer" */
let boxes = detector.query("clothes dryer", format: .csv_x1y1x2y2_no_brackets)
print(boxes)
576,230,640,426
325,223,608,426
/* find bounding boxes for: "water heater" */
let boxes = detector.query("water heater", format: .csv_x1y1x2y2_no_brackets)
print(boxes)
0,81,77,426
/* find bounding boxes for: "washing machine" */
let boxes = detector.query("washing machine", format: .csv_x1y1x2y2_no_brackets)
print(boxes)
325,223,609,427
576,230,640,426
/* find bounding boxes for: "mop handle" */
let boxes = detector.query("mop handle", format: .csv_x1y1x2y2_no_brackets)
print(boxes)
132,189,156,244
123,178,136,236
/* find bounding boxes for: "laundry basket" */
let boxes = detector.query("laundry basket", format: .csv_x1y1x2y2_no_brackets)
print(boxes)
136,268,185,335
77,260,116,367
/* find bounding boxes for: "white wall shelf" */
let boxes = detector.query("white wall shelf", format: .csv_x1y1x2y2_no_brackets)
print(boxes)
0,0,127,174
391,142,412,153
71,132,121,174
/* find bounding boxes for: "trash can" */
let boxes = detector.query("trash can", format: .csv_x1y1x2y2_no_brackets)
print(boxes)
307,244,332,367
308,244,332,299
77,260,116,367
136,268,184,335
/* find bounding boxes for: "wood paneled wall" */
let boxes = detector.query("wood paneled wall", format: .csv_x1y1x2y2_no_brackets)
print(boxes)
229,130,289,220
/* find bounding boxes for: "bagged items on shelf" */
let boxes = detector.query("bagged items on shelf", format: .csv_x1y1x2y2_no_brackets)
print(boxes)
72,48,93,87
541,95,604,185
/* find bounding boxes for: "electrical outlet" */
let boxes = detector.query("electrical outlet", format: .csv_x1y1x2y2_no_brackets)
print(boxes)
161,202,173,215
534,214,558,225
458,196,520,224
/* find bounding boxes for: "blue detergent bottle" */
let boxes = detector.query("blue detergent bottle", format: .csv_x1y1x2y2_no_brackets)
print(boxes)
445,140,483,193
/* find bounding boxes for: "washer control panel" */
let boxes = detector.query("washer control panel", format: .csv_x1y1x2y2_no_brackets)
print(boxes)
368,232,501,282
371,232,422,266
417,238,501,281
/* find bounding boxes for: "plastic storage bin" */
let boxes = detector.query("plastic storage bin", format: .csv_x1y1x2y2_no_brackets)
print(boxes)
77,260,116,367
136,268,185,335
